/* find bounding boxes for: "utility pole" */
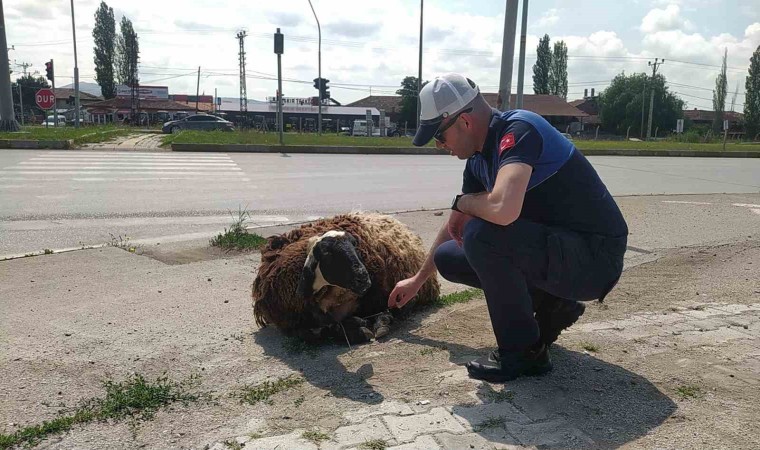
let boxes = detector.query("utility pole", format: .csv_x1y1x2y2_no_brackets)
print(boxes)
69,0,80,128
236,30,248,117
17,82,22,125
0,0,20,131
417,0,423,128
195,66,200,113
646,58,664,140
515,0,529,109
14,61,31,76
274,28,284,145
308,0,322,135
498,0,519,110
640,83,646,139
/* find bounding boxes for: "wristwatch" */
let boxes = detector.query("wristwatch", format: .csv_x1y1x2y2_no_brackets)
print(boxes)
451,194,464,212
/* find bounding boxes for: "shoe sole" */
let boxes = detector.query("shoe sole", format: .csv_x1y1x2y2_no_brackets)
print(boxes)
466,362,553,383
539,301,586,346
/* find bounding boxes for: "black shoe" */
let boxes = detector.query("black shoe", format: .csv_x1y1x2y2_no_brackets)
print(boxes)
536,298,585,346
466,343,552,383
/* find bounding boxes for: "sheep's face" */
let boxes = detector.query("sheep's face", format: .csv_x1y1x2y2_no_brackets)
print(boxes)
296,231,372,300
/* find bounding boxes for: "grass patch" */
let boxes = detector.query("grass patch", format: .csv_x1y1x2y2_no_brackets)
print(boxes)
486,388,515,403
0,373,202,449
235,375,303,405
0,125,131,145
302,430,331,445
163,130,423,148
675,385,702,400
282,336,321,357
581,342,600,352
162,130,760,152
359,439,388,450
575,139,760,152
223,440,243,450
473,416,506,432
432,288,483,308
43,249,53,255
210,207,267,251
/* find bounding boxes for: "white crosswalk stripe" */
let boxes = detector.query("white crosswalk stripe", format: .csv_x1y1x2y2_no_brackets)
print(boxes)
0,151,249,182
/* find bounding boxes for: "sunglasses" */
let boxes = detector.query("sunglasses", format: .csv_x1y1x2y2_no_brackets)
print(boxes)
434,108,473,144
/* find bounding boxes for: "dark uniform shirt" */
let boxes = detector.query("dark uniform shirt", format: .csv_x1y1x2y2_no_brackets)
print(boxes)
462,109,628,238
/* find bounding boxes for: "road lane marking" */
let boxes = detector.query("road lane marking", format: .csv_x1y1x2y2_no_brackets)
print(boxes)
732,203,760,208
661,201,713,205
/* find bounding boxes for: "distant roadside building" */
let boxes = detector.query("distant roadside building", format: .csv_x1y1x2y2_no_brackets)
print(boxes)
346,93,587,132
683,109,745,137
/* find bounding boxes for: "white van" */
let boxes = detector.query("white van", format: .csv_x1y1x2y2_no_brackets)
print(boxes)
42,115,67,127
351,119,383,137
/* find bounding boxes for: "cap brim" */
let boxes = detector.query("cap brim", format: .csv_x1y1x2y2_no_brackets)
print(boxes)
412,121,442,146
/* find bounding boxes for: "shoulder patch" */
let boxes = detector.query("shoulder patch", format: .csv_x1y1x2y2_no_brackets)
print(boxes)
499,132,516,155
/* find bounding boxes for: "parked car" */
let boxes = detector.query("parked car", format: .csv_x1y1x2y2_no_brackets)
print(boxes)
161,114,234,134
41,115,66,127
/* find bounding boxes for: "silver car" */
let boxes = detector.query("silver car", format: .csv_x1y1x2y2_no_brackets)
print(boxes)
162,114,234,134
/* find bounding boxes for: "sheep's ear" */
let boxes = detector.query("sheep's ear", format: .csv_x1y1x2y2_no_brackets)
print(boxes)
296,250,319,300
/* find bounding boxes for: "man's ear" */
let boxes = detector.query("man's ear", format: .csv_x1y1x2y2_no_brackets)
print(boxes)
296,248,319,300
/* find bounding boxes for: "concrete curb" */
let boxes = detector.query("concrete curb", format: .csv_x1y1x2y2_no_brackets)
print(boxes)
171,143,448,155
0,139,72,149
171,143,759,157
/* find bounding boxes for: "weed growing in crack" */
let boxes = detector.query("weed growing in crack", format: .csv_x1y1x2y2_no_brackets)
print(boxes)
302,430,330,445
676,385,702,400
359,439,388,450
210,206,267,251
581,342,600,352
474,416,506,432
0,373,204,449
235,375,303,405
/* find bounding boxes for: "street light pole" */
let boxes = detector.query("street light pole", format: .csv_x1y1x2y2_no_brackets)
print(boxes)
308,0,321,136
70,0,80,128
515,0,529,109
498,0,519,110
417,0,423,128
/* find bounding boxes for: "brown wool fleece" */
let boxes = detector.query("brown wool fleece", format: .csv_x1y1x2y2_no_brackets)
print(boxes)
252,213,440,333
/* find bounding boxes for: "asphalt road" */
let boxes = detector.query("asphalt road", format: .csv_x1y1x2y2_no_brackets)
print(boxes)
1,149,759,257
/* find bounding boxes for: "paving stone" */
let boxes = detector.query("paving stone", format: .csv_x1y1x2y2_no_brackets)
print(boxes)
566,321,619,334
637,311,692,326
448,401,532,430
435,368,480,386
713,303,758,315
334,417,392,448
505,419,595,448
674,327,755,348
343,400,415,423
677,307,730,320
386,435,442,450
435,430,525,449
383,407,467,443
233,430,319,450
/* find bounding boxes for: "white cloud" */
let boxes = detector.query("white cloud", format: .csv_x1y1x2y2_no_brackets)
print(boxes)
535,8,560,29
640,5,694,33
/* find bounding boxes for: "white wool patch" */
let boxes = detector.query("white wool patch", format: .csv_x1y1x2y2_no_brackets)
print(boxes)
304,230,347,293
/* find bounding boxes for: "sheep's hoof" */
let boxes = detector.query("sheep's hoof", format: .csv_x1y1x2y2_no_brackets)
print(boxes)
374,326,390,339
359,327,375,341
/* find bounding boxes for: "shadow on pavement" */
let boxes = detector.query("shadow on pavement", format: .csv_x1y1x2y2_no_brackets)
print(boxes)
252,327,385,406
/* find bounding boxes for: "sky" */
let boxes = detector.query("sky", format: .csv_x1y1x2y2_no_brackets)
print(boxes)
4,0,760,111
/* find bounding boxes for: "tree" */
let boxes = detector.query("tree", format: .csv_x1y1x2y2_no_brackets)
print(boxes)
598,72,684,136
115,16,139,86
12,74,50,118
397,76,421,127
532,34,551,94
0,0,20,131
712,48,728,133
549,40,568,99
744,45,760,139
92,1,116,99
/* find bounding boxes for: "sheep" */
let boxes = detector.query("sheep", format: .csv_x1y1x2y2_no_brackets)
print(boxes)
252,213,440,343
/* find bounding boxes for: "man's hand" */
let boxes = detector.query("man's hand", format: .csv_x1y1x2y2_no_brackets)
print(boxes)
388,276,424,309
447,210,473,247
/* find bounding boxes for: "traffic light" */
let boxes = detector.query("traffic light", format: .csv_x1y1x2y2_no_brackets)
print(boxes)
313,78,330,101
44,60,54,81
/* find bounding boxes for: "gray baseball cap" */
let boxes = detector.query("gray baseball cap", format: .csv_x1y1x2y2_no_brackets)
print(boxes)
413,73,480,146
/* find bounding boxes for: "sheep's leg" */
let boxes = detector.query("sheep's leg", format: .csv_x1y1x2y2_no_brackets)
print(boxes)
340,316,375,344
371,312,393,339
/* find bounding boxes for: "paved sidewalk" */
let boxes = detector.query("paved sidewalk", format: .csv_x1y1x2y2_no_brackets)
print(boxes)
205,301,760,450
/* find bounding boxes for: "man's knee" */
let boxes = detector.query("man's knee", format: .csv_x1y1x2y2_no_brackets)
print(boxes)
462,218,498,265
